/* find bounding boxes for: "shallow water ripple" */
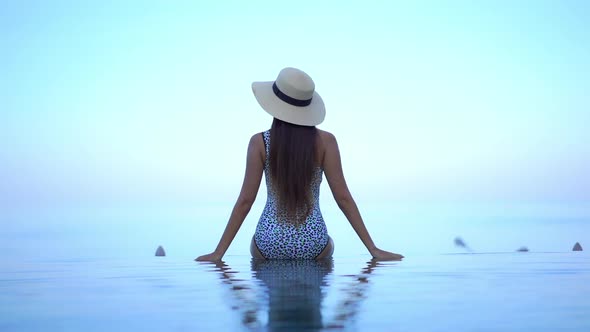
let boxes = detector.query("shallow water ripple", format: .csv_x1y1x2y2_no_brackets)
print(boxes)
0,253,589,331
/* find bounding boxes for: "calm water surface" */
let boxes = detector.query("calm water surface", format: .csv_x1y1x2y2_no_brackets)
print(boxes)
1,252,589,331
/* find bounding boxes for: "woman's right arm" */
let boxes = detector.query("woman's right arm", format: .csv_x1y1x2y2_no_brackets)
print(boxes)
322,132,403,261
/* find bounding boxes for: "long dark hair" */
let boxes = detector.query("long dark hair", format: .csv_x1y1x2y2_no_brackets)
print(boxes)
269,118,318,224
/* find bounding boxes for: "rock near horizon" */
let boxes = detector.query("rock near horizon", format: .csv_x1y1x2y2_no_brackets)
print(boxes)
155,245,166,256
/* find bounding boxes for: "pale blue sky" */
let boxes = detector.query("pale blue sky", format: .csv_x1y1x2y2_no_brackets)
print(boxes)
1,0,589,214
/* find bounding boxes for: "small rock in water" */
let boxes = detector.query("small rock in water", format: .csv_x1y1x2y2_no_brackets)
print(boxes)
454,237,466,247
573,242,583,251
155,245,166,257
516,246,529,252
454,236,472,251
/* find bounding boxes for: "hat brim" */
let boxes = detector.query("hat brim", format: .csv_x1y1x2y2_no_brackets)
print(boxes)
252,81,325,126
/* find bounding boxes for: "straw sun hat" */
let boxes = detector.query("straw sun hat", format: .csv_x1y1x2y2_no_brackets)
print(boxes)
252,67,325,126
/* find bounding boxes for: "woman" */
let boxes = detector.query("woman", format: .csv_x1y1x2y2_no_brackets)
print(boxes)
196,67,403,261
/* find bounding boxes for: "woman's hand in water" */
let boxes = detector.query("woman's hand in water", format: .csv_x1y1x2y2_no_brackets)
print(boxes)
195,252,223,262
370,248,404,261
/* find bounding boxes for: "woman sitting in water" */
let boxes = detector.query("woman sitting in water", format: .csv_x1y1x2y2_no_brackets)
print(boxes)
196,68,403,261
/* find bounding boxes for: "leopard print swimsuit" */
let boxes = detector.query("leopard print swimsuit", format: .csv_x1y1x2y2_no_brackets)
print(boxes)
253,130,329,259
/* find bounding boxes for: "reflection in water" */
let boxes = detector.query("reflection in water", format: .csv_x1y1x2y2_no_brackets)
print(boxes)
202,259,386,331
252,259,333,331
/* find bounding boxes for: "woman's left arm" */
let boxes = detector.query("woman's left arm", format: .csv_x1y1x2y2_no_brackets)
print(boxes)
196,134,264,261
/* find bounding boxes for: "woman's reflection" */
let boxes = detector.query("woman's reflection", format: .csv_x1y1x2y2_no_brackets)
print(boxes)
252,259,333,330
202,258,385,331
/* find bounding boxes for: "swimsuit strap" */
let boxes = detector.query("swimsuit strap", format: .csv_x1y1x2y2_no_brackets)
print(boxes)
261,130,271,161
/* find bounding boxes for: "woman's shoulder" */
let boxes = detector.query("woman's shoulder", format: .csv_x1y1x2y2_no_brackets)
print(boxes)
317,129,337,146
249,131,265,141
248,132,266,151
